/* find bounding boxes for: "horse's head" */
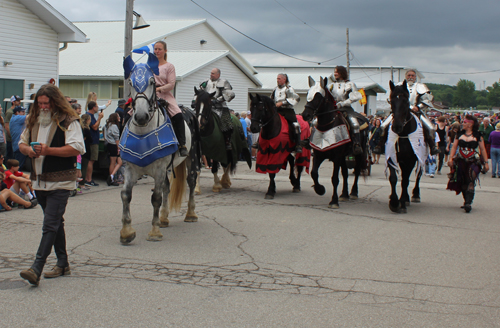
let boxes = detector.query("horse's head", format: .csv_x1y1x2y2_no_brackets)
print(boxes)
249,93,276,133
193,87,216,120
123,53,159,126
389,80,410,134
303,76,333,122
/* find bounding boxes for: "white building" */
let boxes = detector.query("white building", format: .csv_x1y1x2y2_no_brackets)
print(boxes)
0,0,86,109
58,20,261,118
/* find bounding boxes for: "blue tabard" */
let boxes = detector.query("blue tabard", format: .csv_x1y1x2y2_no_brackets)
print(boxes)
119,117,178,167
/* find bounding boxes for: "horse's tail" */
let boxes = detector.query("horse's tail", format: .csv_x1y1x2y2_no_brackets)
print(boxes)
169,160,187,212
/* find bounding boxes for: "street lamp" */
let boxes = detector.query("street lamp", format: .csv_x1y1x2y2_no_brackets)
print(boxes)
124,0,150,98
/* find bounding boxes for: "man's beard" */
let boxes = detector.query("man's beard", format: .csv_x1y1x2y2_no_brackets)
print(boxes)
407,79,415,86
38,110,52,126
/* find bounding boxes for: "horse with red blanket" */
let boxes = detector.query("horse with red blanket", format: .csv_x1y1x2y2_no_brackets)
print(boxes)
249,94,311,199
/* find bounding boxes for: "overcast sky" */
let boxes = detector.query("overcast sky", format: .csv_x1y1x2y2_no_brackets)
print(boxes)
46,0,500,88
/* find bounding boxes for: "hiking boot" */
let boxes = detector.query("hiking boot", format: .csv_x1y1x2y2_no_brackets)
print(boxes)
20,268,40,286
44,265,71,279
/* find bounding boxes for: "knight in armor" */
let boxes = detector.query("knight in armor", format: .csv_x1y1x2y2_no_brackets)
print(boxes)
328,66,364,155
199,68,235,150
271,74,303,153
153,41,188,157
373,69,440,156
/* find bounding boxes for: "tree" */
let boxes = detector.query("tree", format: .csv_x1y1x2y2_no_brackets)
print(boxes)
487,82,500,107
453,79,476,108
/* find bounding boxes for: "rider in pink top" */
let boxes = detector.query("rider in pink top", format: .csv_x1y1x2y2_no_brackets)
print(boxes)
153,41,187,157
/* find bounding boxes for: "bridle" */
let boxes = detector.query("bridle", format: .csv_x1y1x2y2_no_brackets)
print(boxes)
130,78,160,127
251,100,277,128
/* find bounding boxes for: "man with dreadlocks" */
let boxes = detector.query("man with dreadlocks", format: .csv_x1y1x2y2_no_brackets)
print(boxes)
18,84,85,286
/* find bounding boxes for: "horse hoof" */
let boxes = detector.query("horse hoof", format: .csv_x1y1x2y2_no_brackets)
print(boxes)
400,208,407,214
339,196,349,202
184,216,198,222
120,227,136,244
314,185,326,196
212,188,222,193
292,188,301,193
405,201,410,206
411,197,421,203
265,194,275,200
328,203,339,209
195,190,202,195
146,234,163,242
389,203,401,213
159,220,169,228
221,183,231,189
350,195,358,200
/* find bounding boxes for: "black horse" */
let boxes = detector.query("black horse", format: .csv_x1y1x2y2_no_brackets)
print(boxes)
301,77,368,208
249,93,310,199
386,80,423,213
193,87,251,192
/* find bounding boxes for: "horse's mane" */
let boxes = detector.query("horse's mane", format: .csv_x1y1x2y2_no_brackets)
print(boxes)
258,94,276,109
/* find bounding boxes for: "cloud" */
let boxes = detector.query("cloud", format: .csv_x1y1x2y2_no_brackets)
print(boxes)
45,0,500,87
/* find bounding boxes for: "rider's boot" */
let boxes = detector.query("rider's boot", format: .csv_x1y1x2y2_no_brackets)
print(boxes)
172,113,188,157
292,122,302,153
426,133,440,156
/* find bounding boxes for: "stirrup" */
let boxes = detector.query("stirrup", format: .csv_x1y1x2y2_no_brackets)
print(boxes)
353,143,363,155
178,145,188,157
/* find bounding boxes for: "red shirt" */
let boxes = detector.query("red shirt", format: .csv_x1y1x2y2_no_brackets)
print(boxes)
4,170,23,189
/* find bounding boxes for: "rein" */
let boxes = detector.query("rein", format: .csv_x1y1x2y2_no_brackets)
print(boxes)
130,88,160,128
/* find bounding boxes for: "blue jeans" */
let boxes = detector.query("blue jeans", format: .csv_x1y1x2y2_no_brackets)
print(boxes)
13,150,26,170
491,147,500,176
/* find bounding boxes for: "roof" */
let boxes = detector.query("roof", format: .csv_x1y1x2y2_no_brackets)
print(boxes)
18,0,86,42
251,72,386,94
59,20,260,85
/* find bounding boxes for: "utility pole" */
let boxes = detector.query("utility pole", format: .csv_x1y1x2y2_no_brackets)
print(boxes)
346,28,350,80
124,0,134,98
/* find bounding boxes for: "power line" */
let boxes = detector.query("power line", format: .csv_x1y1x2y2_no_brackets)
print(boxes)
420,69,500,75
349,51,378,84
190,0,344,65
272,0,335,42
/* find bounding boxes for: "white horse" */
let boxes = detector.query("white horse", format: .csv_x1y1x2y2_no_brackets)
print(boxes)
119,53,200,243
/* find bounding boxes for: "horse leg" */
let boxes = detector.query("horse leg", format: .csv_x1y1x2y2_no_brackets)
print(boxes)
311,152,326,196
350,158,361,199
265,173,276,199
220,164,232,189
120,169,139,244
399,163,415,213
194,170,201,195
294,165,303,193
185,159,198,222
147,174,164,241
159,173,170,228
212,161,222,192
388,162,401,213
329,162,341,208
339,161,350,201
411,168,422,203
288,155,300,193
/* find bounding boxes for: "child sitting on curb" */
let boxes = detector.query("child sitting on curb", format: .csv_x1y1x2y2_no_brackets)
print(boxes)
4,159,36,200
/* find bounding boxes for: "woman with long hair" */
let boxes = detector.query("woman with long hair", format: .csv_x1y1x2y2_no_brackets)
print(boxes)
447,115,489,213
104,113,122,186
153,41,188,157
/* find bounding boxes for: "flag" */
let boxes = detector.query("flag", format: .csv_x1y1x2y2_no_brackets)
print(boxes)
132,42,155,54
359,88,367,105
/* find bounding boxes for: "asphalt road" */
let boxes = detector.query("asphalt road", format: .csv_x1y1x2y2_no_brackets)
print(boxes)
1,156,499,327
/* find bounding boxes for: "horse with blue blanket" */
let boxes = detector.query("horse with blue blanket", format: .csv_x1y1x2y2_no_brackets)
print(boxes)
119,53,201,243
